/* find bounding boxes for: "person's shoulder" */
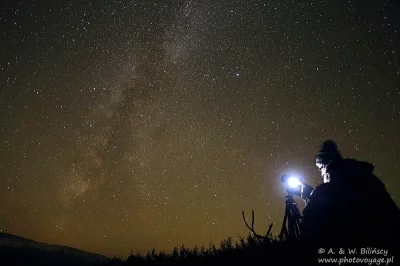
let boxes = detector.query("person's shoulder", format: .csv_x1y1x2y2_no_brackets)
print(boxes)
339,158,375,172
329,158,375,180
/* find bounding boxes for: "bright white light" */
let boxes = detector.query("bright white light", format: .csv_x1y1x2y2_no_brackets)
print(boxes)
287,176,301,188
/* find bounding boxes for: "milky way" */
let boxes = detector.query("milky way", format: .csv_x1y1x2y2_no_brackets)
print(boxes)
1,0,399,257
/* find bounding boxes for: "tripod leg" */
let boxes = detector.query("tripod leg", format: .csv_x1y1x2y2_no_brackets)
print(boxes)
279,214,288,240
288,203,303,240
288,210,296,240
279,205,290,241
292,203,303,239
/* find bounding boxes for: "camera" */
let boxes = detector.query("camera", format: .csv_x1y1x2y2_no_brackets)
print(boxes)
281,175,314,201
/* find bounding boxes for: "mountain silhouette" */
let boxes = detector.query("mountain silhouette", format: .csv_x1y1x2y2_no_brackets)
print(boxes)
0,232,109,266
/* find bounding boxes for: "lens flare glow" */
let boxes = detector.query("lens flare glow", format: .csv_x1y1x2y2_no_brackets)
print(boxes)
287,176,301,188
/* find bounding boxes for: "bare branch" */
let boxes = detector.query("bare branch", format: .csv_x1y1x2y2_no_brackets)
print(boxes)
266,223,273,238
251,210,255,231
241,210,271,240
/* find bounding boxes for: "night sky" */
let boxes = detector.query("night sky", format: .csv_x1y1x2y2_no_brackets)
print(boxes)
1,0,399,258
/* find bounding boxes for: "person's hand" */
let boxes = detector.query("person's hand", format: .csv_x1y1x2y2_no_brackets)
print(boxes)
286,187,301,196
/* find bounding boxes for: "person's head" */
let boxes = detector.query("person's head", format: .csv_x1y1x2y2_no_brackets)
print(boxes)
315,140,342,183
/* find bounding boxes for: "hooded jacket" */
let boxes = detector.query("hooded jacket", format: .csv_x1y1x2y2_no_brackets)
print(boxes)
300,159,400,248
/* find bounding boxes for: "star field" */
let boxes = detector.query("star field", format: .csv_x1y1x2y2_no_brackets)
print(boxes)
0,0,399,258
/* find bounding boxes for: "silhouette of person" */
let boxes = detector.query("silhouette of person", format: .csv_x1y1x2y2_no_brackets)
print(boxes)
299,140,400,249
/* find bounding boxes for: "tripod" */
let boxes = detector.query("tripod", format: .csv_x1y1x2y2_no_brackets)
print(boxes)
278,192,303,242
